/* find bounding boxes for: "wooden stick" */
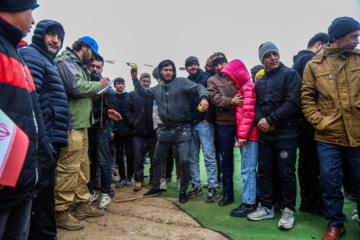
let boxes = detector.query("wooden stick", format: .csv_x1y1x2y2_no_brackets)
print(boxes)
113,194,159,203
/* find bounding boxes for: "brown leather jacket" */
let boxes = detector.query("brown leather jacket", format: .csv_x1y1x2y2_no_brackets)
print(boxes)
301,44,360,147
207,74,237,126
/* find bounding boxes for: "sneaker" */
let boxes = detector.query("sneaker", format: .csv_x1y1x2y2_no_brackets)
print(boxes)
56,209,85,231
352,210,359,223
160,179,167,191
126,177,134,186
186,187,203,199
109,189,115,197
133,182,143,191
205,189,219,203
247,203,275,221
230,203,257,218
203,182,209,188
177,179,181,192
75,202,104,219
143,188,161,196
116,179,126,188
278,207,295,229
179,192,188,204
90,192,99,204
98,193,111,209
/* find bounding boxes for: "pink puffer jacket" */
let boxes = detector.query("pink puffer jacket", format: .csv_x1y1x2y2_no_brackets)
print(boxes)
221,59,259,141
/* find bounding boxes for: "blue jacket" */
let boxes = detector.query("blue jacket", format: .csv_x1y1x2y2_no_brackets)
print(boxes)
188,69,215,124
255,63,301,140
20,20,68,147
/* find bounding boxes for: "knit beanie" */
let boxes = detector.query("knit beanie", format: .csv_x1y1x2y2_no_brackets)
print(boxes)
0,0,39,12
185,56,200,68
258,42,279,63
328,17,360,43
46,24,65,41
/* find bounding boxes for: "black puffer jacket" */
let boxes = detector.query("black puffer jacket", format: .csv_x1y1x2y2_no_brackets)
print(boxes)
124,89,155,137
20,19,69,147
0,16,54,210
113,92,131,136
255,63,302,140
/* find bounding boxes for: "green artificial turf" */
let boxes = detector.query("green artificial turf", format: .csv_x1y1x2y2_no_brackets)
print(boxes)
143,148,360,240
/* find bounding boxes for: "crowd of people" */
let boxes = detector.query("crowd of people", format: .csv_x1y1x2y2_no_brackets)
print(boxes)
1,1,360,240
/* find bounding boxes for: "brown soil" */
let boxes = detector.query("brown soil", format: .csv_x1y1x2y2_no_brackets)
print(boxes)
57,185,226,240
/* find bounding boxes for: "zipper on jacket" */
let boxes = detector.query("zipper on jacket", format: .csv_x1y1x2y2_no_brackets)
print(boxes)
329,74,335,93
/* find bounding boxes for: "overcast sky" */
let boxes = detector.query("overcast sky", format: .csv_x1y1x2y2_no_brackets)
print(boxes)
25,0,360,91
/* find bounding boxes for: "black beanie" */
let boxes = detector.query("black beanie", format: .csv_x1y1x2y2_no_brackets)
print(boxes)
328,17,360,43
46,24,65,40
0,0,39,12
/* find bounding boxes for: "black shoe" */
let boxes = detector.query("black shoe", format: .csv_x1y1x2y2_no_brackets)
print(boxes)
218,195,234,206
344,191,357,202
230,203,256,218
143,174,149,178
143,160,150,164
186,187,204,199
179,192,188,204
143,188,161,196
205,188,219,203
109,189,115,197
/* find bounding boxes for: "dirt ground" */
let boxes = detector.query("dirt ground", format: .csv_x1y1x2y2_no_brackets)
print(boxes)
57,185,227,240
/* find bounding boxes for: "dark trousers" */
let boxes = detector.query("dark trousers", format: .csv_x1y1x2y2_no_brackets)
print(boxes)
258,138,298,211
114,134,134,180
152,124,192,193
0,198,33,240
132,135,157,183
298,122,323,208
317,141,360,227
214,124,222,183
88,126,112,194
28,144,61,240
218,125,236,196
161,149,174,180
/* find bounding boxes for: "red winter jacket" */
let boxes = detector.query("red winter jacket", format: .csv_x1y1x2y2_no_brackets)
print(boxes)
221,60,259,141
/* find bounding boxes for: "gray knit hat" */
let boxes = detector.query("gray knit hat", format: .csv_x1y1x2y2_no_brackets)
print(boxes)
185,56,200,68
258,42,279,63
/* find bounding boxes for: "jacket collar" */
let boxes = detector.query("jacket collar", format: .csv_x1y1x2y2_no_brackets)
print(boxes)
313,44,360,63
264,62,284,77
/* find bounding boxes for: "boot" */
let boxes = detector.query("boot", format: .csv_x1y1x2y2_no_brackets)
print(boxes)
75,202,104,219
56,209,85,231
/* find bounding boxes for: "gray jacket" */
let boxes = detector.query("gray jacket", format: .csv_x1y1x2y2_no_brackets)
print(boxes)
132,77,208,127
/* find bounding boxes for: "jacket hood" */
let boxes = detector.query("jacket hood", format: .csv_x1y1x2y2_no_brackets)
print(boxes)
31,19,64,58
220,59,250,89
158,59,177,82
293,50,314,63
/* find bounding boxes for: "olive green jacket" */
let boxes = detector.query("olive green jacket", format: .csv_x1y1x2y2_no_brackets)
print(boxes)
55,47,102,129
301,44,360,147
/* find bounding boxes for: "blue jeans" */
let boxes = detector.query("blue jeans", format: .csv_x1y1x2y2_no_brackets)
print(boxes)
0,198,32,240
317,141,360,227
88,126,112,194
189,122,218,189
240,141,258,205
218,125,237,196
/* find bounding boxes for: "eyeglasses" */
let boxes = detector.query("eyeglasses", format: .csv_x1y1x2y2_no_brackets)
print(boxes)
89,64,102,70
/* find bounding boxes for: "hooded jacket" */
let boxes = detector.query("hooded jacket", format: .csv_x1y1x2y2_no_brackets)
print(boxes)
0,16,54,210
221,60,259,141
302,45,360,147
20,19,68,147
255,63,301,140
292,50,315,79
132,60,208,127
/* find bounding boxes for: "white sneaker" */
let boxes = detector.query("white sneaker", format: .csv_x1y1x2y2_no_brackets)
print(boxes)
90,192,99,204
352,210,359,223
160,179,167,191
98,193,111,209
278,207,295,229
247,203,275,221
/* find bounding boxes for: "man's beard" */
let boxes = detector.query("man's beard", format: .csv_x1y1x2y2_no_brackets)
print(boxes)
46,44,59,56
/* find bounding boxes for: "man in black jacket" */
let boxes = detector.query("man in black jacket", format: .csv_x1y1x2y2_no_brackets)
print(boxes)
125,73,157,192
0,1,54,239
247,42,301,231
292,32,328,216
20,19,68,240
113,77,134,188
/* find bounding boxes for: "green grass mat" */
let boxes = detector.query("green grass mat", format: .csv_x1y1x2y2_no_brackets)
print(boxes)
143,148,360,240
